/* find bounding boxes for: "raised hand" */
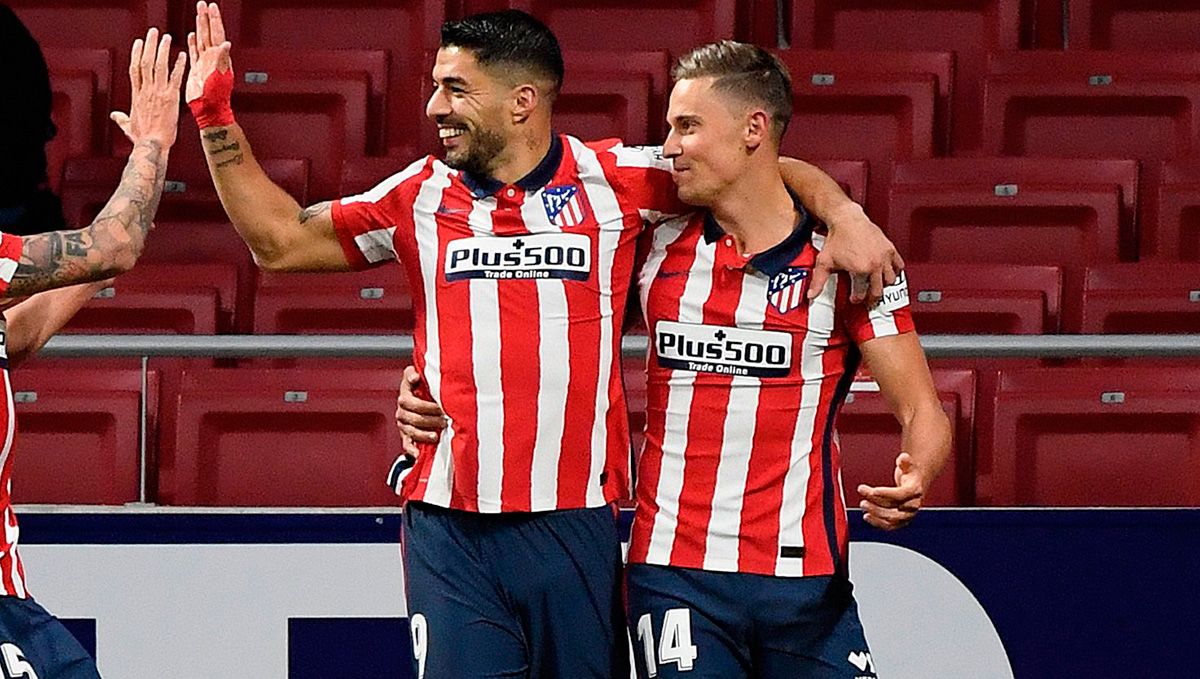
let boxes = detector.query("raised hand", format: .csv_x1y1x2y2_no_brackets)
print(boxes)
186,1,233,105
110,27,187,147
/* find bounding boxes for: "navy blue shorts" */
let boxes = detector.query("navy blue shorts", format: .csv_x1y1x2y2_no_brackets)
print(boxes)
626,564,876,679
401,502,627,679
0,597,100,678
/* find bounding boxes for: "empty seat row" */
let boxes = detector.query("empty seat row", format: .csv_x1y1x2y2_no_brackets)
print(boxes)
12,363,1200,507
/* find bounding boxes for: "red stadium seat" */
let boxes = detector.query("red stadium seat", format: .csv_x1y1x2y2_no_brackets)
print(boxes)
561,50,673,144
1065,0,1200,50
838,369,976,506
236,48,391,155
782,75,937,219
139,222,258,333
57,263,239,335
984,52,1200,161
1155,160,1200,263
45,71,96,193
892,158,1140,258
776,0,1031,153
340,155,421,197
811,160,868,205
254,268,415,335
9,368,157,505
772,50,955,155
461,0,738,56
203,0,445,156
160,367,406,506
887,181,1123,328
980,366,1200,506
1081,264,1200,334
8,1,168,133
43,48,114,171
906,264,1063,334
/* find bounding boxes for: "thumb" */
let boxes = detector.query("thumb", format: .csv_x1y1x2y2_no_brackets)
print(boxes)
403,365,422,386
808,256,832,300
217,41,233,72
894,452,913,484
109,111,133,140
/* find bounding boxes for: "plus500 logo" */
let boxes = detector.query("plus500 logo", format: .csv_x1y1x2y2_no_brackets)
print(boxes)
655,320,792,378
445,233,591,282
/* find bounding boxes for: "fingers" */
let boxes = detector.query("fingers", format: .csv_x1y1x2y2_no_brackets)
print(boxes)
866,269,884,306
860,500,918,530
402,432,420,457
140,27,158,87
881,256,898,287
218,41,233,72
169,51,187,89
808,254,831,301
154,33,172,87
891,248,906,276
129,38,144,93
849,273,869,304
209,3,227,45
197,1,211,51
857,479,922,510
187,32,199,66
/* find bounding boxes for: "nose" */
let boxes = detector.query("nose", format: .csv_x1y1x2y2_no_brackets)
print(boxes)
662,127,682,159
426,87,450,120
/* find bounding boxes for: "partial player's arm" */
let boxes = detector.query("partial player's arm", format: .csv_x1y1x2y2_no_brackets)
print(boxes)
7,28,184,299
3,281,111,366
187,1,349,272
779,157,904,304
855,332,952,530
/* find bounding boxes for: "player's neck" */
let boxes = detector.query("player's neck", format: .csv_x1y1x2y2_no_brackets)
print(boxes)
709,168,797,257
489,127,554,185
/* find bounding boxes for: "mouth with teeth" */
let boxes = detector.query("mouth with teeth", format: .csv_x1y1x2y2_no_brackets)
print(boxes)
438,125,468,145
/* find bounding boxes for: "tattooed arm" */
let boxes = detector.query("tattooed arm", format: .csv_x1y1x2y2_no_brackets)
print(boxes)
7,140,165,297
185,4,349,272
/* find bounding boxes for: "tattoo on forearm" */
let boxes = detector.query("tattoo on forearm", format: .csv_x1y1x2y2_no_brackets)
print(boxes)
298,202,331,225
203,127,245,171
202,129,228,143
8,140,166,296
215,153,245,168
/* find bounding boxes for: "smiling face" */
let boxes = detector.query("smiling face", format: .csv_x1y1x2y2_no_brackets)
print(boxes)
425,46,512,177
663,77,755,208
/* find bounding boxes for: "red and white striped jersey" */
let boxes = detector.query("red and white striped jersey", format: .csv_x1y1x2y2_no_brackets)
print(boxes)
332,135,682,513
0,232,30,597
627,202,914,577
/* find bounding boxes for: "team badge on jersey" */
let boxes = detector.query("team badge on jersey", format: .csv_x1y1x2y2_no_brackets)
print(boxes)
542,184,586,228
767,266,810,314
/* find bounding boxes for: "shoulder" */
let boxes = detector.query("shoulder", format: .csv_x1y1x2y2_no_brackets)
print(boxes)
340,155,440,208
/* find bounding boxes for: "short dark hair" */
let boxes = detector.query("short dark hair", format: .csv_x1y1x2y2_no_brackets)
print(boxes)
672,41,793,144
440,10,564,99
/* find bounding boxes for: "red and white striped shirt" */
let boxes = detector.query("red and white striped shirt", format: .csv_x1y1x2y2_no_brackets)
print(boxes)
0,232,29,597
627,202,914,577
332,135,681,513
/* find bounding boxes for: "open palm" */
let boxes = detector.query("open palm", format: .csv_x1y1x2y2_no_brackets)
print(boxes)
185,0,232,103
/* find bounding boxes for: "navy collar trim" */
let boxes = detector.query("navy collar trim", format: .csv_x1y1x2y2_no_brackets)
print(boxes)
460,134,563,198
702,189,815,276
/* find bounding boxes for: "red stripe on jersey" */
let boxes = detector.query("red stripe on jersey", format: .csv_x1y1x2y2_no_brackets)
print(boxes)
494,190,537,509
667,272,742,568
627,224,705,564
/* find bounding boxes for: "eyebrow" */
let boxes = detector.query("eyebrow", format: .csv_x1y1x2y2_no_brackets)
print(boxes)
434,75,470,88
669,114,701,126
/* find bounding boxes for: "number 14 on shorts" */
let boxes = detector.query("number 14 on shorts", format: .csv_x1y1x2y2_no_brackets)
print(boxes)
635,609,698,676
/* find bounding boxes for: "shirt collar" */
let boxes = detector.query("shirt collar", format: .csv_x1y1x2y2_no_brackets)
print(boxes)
460,134,564,199
702,189,815,276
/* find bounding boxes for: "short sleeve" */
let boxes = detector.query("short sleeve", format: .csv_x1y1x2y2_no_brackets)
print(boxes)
330,157,429,270
595,142,688,222
0,233,24,297
840,270,915,344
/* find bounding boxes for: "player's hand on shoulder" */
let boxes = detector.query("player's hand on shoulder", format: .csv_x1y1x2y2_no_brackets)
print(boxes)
110,28,187,147
396,365,448,455
856,452,927,531
186,1,233,105
809,202,904,306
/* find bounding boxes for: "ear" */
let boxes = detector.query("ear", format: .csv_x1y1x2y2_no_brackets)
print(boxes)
511,83,540,124
745,109,771,150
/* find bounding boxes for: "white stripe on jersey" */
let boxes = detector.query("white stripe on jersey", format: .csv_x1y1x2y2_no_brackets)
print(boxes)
342,158,428,205
645,235,717,565
4,507,22,598
412,165,456,506
775,273,838,577
570,138,624,507
520,190,570,511
468,197,506,511
637,217,690,315
354,227,398,264
610,144,674,223
702,272,768,572
0,260,17,283
868,304,901,337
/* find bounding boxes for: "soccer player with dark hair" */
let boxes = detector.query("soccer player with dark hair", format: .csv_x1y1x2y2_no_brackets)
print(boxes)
186,4,904,677
0,28,185,678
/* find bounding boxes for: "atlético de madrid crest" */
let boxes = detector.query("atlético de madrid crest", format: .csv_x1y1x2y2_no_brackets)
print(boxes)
542,184,587,228
767,266,811,314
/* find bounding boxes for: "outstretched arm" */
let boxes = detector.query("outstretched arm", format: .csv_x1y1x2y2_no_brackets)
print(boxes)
3,281,111,366
186,1,349,272
7,28,184,299
779,158,904,304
